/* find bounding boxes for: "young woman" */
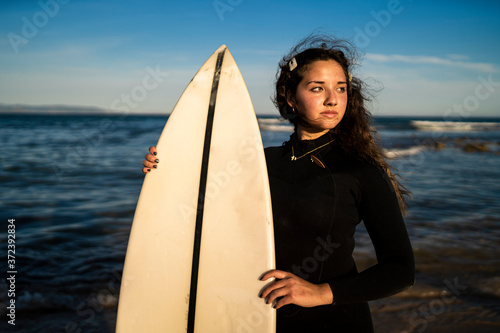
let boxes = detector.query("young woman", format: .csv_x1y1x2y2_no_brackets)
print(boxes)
143,35,415,332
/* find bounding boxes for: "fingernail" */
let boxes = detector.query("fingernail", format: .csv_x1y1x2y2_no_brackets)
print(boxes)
147,169,151,172
153,152,157,156
153,165,157,169
155,159,160,163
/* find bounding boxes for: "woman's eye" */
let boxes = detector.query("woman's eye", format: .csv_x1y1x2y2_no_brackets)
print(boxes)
311,87,323,92
337,87,346,93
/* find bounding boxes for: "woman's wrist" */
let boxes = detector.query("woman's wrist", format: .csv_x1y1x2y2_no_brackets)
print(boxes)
318,283,334,305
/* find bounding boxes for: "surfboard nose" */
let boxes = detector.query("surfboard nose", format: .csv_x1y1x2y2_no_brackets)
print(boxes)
216,44,228,52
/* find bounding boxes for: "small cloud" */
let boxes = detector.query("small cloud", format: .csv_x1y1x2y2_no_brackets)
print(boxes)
446,54,469,61
365,53,496,73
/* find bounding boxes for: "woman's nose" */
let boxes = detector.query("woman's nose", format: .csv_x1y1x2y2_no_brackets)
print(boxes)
324,90,338,106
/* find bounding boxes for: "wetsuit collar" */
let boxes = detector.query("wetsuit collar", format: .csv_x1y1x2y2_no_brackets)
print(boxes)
290,130,336,154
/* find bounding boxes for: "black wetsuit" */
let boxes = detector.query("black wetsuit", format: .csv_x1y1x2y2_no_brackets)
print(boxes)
265,132,415,332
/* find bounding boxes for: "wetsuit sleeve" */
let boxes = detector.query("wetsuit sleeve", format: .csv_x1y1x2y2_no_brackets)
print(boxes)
327,166,415,305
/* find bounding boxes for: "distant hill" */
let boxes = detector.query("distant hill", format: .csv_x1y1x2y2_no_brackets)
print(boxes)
0,103,119,115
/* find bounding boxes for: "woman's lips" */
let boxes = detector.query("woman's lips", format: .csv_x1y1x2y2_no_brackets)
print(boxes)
321,111,338,118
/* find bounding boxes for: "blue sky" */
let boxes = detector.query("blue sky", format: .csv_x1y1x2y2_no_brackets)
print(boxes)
1,0,499,116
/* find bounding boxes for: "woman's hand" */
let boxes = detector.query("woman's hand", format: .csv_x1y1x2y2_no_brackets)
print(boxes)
142,146,159,174
259,270,333,309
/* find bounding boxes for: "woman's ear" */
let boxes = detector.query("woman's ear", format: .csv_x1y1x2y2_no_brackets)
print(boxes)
286,90,296,110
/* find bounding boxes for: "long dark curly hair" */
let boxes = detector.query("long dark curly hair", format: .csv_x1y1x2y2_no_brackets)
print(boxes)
273,34,410,213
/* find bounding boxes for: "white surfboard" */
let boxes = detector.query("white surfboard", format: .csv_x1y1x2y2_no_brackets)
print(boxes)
116,45,276,333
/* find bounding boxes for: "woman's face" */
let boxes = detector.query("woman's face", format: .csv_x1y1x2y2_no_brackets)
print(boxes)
287,60,348,140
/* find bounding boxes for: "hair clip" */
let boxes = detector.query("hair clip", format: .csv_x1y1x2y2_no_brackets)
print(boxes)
289,57,297,71
348,72,352,82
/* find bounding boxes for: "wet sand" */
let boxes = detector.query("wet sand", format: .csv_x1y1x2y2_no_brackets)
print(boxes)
355,253,500,333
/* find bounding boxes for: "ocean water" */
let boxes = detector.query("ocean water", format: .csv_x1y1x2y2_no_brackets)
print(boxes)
1,114,499,332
